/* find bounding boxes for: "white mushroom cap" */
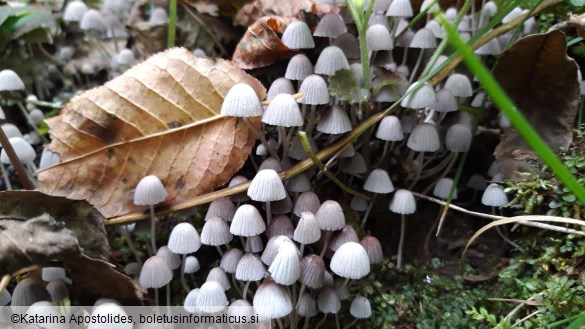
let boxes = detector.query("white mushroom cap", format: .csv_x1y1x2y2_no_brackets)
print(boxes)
317,287,341,314
184,288,200,313
314,46,350,76
206,267,231,290
236,253,267,281
333,33,360,59
299,254,325,288
220,248,243,274
80,9,107,32
409,28,437,48
230,204,266,237
204,197,236,221
1,137,36,164
282,21,315,49
330,242,370,279
262,93,303,127
168,222,201,254
407,123,440,152
11,278,50,307
285,172,312,193
433,178,458,199
285,54,313,81
389,189,416,214
293,191,321,216
444,74,473,97
247,169,287,202
266,78,295,100
395,26,414,46
475,38,501,55
0,288,11,306
375,115,404,141
200,217,233,246
63,1,88,22
88,303,131,329
139,256,173,288
116,49,136,66
41,267,66,282
184,256,200,274
400,82,437,109
268,241,301,285
316,105,352,134
220,83,263,117
425,20,444,38
133,175,168,206
386,0,413,17
294,212,321,244
502,7,525,24
261,236,292,265
446,123,472,152
315,200,345,231
364,169,394,194
350,295,372,318
196,281,228,313
253,279,292,319
46,280,68,302
313,13,346,38
430,89,458,113
360,235,383,264
481,184,508,207
366,24,394,51
156,245,181,270
245,235,264,253
296,293,318,317
149,7,168,23
0,70,24,91
259,157,282,171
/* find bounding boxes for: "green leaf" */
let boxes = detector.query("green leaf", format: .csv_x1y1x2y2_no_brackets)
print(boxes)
329,68,370,104
570,0,585,6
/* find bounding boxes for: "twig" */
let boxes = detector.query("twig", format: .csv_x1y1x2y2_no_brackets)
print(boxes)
0,275,10,292
0,124,34,189
510,310,540,328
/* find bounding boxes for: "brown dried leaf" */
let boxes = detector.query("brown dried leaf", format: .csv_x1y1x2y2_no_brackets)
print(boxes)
492,30,580,179
38,48,265,219
233,16,297,70
234,0,339,27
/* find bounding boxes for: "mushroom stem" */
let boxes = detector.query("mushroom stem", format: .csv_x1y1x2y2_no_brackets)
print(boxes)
305,105,317,133
319,231,332,258
342,318,358,329
401,47,410,66
243,117,280,160
335,313,340,329
276,318,285,329
266,201,272,226
120,226,142,265
397,214,406,269
409,49,425,84
361,194,377,228
154,288,159,306
408,152,425,190
149,205,157,252
294,283,307,311
16,101,48,143
180,254,190,293
315,314,328,329
242,281,251,301
302,315,312,329
216,245,224,256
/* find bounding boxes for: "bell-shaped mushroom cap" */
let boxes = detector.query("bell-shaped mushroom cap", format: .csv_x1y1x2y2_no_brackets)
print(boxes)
363,169,394,194
425,19,445,39
389,189,417,214
444,74,473,97
293,212,321,244
1,137,36,164
481,184,508,206
317,287,341,314
340,152,367,174
230,204,266,237
168,222,201,254
205,197,236,222
502,7,525,24
41,267,66,282
329,225,360,252
268,241,301,285
196,281,228,313
220,248,242,274
407,123,441,152
87,303,132,329
46,280,68,302
400,116,416,134
333,32,360,59
206,267,231,290
350,63,364,86
386,0,413,17
259,157,282,171
350,295,372,318
63,0,88,22
446,123,472,152
269,192,293,216
261,236,293,265
360,235,383,263
475,38,501,55
317,105,352,134
184,256,201,274
330,242,370,279
220,83,263,117
80,9,107,32
267,78,295,101
296,293,318,317
116,48,135,66
236,253,267,281
285,54,313,81
124,262,141,276
156,245,181,270
245,235,264,253
227,299,254,318
289,134,318,160
262,93,303,127
409,28,437,48
282,21,315,49
266,215,294,239
430,89,458,113
375,115,404,141
300,254,325,289
149,7,168,23
467,174,487,191
285,172,312,193
366,24,394,52
184,288,200,313
253,279,292,319
200,217,233,246
400,82,437,109
133,175,167,206
350,195,369,212
293,191,321,216
315,200,345,231
314,46,350,76
314,13,346,38
433,178,458,199
0,288,11,306
0,69,25,91
247,169,286,202
11,278,50,306
139,256,173,288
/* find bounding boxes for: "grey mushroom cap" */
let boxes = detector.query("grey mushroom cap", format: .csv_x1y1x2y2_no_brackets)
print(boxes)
220,248,243,274
363,169,395,194
317,287,341,314
389,189,417,214
11,278,50,307
282,21,315,49
315,200,345,231
206,267,231,291
350,295,372,318
481,184,508,207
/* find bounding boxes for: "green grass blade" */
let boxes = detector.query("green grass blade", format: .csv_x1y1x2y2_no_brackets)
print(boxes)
167,0,177,48
437,13,585,206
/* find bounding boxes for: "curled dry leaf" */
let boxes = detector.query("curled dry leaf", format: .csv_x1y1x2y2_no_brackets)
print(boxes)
233,16,296,70
38,48,266,219
234,0,339,27
492,30,579,179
